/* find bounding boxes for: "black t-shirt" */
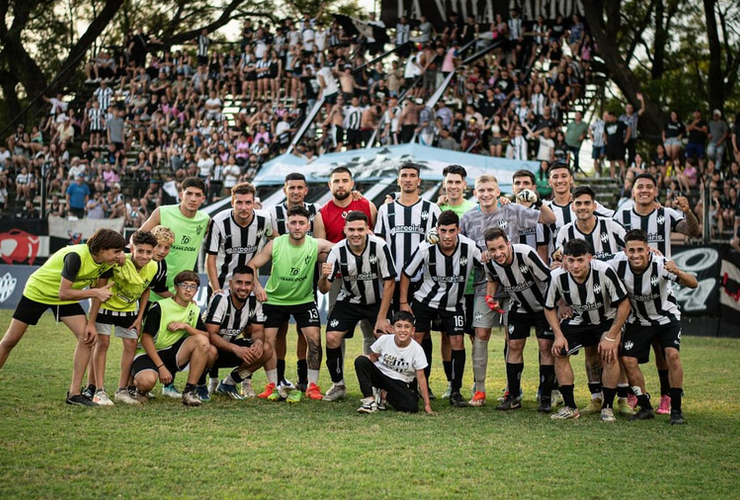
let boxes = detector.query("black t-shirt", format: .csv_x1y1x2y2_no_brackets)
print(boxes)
605,120,627,149
664,120,685,138
62,253,82,282
688,120,708,143
451,118,467,142
478,99,498,119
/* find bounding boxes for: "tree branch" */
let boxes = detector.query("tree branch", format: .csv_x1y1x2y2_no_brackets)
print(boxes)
161,0,248,46
626,0,657,65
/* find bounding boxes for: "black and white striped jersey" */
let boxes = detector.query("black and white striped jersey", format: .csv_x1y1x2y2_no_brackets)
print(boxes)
484,243,551,314
555,216,626,260
197,34,210,57
94,86,113,111
608,252,680,326
342,105,363,130
204,289,266,343
326,235,396,305
542,198,615,256
545,259,628,326
517,222,547,250
204,209,272,287
375,198,441,282
612,207,685,259
267,202,318,236
87,107,103,130
403,235,482,312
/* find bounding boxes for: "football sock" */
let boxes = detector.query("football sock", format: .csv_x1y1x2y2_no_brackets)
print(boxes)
617,383,630,399
506,362,524,399
539,365,555,399
588,382,602,399
307,369,320,385
669,387,683,412
602,387,617,409
265,369,278,385
325,346,343,383
450,348,466,393
297,359,308,384
472,337,488,393
659,369,670,396
443,360,452,382
560,384,576,408
237,368,251,381
277,359,286,384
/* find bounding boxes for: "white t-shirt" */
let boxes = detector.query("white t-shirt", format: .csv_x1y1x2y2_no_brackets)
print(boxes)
536,136,554,161
197,158,214,177
223,165,241,188
371,335,428,384
317,67,339,97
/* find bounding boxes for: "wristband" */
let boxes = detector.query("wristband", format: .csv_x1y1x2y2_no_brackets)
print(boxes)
604,336,617,342
157,364,164,369
399,302,408,305
533,198,543,208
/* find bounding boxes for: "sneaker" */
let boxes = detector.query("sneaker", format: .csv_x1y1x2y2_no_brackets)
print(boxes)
146,392,156,400
551,390,563,407
358,397,378,414
258,382,276,399
496,395,522,411
93,390,114,406
207,379,219,395
131,388,148,404
627,393,638,409
162,383,182,399
581,397,603,414
295,382,308,393
441,383,452,400
469,391,486,407
618,397,636,417
217,382,246,400
81,384,96,400
629,407,655,421
241,379,256,398
285,390,302,404
498,388,524,403
670,409,685,425
600,407,617,422
182,390,202,407
277,380,296,399
538,397,552,413
551,406,580,420
657,395,671,415
306,383,323,400
322,383,347,402
66,392,98,407
449,392,468,408
195,385,210,402
114,388,141,405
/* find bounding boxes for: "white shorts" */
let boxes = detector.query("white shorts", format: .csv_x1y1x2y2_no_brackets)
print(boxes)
96,322,138,340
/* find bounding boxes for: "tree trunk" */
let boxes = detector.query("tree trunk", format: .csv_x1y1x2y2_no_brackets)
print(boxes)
703,0,724,112
652,0,666,79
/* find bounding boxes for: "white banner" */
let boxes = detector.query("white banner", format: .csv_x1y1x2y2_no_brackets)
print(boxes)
48,216,125,240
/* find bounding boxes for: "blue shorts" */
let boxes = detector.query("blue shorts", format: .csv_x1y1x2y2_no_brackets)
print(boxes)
685,142,705,159
591,145,605,159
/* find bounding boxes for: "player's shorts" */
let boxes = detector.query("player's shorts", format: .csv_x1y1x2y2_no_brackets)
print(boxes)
507,310,553,340
591,145,605,159
263,302,321,330
12,294,85,326
326,301,381,337
432,295,474,334
471,296,509,329
132,336,188,376
412,302,465,336
213,338,254,369
621,321,681,364
559,319,614,356
96,310,139,339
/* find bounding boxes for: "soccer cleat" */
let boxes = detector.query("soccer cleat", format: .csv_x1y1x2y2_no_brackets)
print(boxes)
295,382,308,393
441,383,452,399
449,392,468,408
499,388,524,403
618,398,636,417
266,389,282,402
629,407,655,421
207,379,219,395
670,410,685,425
305,383,323,400
581,397,603,414
538,397,552,413
161,383,182,399
551,406,580,420
468,391,486,407
146,391,156,400
195,385,210,402
551,390,563,407
277,380,297,399
93,390,114,406
216,382,246,400
257,382,276,399
285,390,302,404
358,398,378,414
627,393,638,409
114,388,141,405
130,388,148,404
241,379,256,398
81,385,95,400
66,392,98,407
182,390,202,407
657,395,671,415
495,395,522,411
600,407,617,423
322,383,347,402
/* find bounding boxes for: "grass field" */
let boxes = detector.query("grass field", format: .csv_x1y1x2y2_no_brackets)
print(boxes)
0,310,738,500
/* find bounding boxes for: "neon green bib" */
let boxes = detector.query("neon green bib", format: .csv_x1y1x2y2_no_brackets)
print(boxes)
137,298,201,353
265,235,317,306
101,257,157,312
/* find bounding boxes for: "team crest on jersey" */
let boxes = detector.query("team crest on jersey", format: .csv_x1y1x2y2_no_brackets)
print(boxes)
187,309,196,323
474,311,483,321
499,219,508,229
600,232,609,243
304,255,312,265
508,324,514,334
593,283,602,295
256,229,265,238
656,215,665,225
368,254,378,264
420,210,429,220
330,319,339,328
650,275,660,286
195,224,203,235
459,257,468,266
624,340,634,350
341,211,348,219
519,265,529,274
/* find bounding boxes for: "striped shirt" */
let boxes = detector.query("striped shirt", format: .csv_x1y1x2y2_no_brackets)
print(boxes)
343,105,363,130
485,243,551,314
545,259,628,326
88,107,103,131
94,86,113,111
204,209,272,287
268,202,318,236
326,234,396,305
197,34,210,57
590,119,606,147
542,198,615,256
608,252,680,326
612,207,684,259
375,198,441,282
204,290,266,343
555,216,626,260
403,235,482,312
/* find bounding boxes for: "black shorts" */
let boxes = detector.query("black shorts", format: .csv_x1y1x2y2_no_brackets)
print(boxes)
213,338,254,369
324,93,338,105
559,320,614,356
13,295,85,325
412,302,465,336
327,301,382,337
333,126,345,145
508,310,553,340
606,145,625,161
622,321,681,364
131,336,188,376
346,129,361,147
432,294,474,335
263,302,321,330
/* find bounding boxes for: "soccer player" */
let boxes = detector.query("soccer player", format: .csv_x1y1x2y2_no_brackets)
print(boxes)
84,230,159,405
613,172,700,414
141,177,210,301
610,230,696,424
319,211,396,401
131,271,214,407
0,228,126,405
313,166,377,244
511,169,549,259
545,239,630,422
483,228,556,412
354,311,433,414
249,206,334,401
400,210,483,407
204,266,273,400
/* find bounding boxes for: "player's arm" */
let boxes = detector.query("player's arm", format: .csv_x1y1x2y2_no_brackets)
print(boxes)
168,317,208,337
375,278,395,335
247,321,265,359
673,197,701,237
130,287,150,333
204,220,223,293
368,200,378,227
205,254,221,293
139,206,161,232
58,253,115,302
141,304,172,384
248,240,274,302
537,201,556,224
416,368,433,414
398,274,412,313
312,212,327,239
318,261,334,294
599,298,630,365
664,260,699,288
317,238,335,257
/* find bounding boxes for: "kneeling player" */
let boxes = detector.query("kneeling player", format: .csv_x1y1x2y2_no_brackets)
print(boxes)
354,311,433,414
132,271,214,406
204,266,273,400
610,230,697,424
545,239,630,422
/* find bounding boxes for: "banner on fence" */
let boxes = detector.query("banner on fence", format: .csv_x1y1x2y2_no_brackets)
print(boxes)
672,245,721,317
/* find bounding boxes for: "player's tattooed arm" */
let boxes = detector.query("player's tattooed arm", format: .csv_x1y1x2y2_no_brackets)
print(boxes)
674,196,701,237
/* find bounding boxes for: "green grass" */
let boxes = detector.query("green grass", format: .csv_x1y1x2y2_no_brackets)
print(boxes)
0,310,738,499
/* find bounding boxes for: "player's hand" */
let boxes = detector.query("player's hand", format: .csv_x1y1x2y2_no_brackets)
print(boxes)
384,194,394,205
234,345,254,364
436,194,449,206
400,302,413,314
653,201,663,209
485,294,499,311
127,319,142,335
95,282,115,303
676,196,690,212
115,253,127,266
254,282,267,302
374,317,392,336
168,321,188,332
425,228,439,245
480,250,491,263
424,403,435,415
557,304,574,320
212,288,222,295
648,247,664,257
515,189,538,205
552,247,563,262
321,262,333,278
498,196,511,206
598,335,619,364
552,335,568,358
251,341,264,360
83,324,98,346
664,259,678,275
351,190,363,201
158,366,173,385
